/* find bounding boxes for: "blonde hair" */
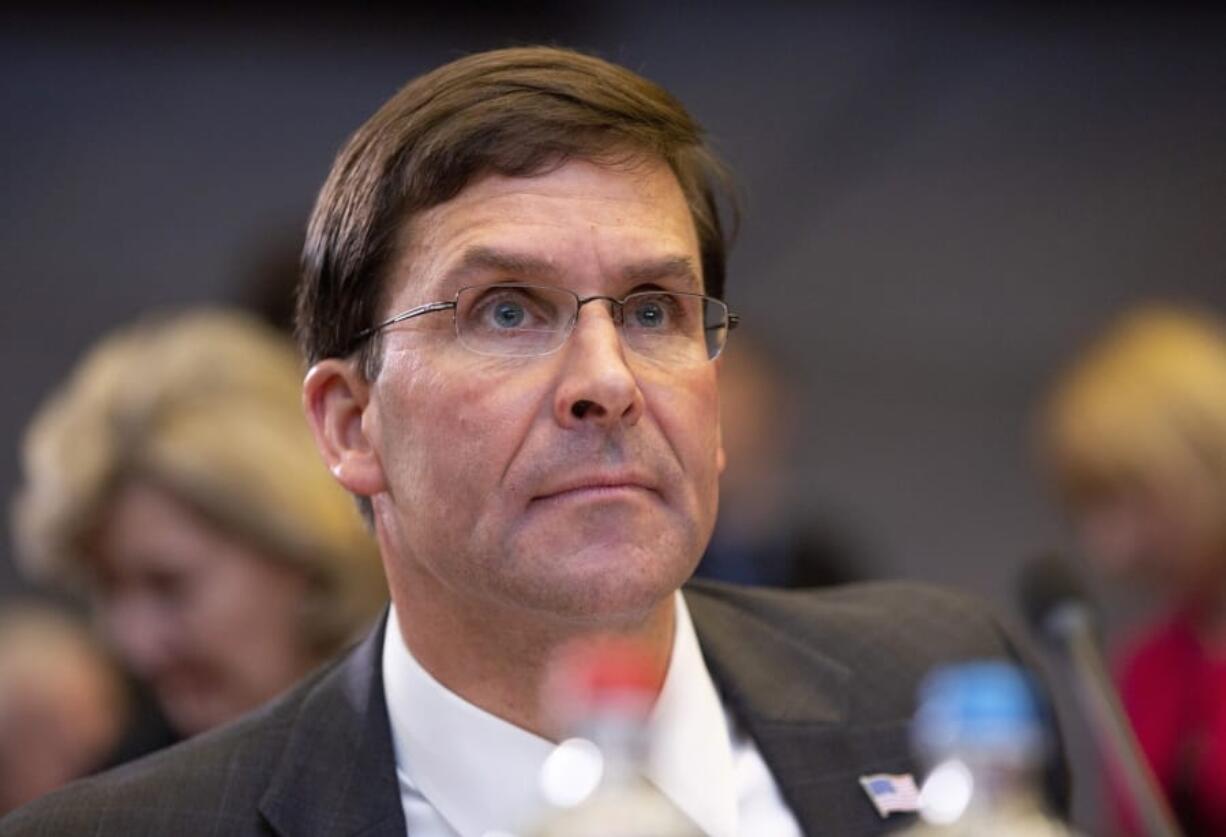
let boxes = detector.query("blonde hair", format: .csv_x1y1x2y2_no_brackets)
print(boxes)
13,309,386,657
1038,304,1226,550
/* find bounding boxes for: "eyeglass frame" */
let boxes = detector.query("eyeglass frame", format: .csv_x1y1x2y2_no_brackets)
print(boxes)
348,283,740,361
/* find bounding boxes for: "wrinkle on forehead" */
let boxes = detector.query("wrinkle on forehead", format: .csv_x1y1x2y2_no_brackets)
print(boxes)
381,158,700,308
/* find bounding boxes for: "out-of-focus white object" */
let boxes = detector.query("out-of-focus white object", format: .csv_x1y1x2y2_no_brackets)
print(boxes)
898,661,1080,836
525,638,703,837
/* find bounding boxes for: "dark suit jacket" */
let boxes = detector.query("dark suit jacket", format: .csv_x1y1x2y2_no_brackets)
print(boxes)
0,581,1062,836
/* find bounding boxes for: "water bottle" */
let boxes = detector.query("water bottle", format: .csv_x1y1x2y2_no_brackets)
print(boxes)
523,638,703,837
900,661,1078,836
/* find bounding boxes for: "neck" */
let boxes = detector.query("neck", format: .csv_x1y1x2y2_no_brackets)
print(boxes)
388,568,676,740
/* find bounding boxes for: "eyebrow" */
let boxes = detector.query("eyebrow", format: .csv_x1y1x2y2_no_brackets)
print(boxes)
449,246,560,282
621,255,700,290
446,246,701,291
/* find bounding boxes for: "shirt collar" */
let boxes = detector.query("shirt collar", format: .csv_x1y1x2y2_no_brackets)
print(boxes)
382,592,739,837
647,591,740,837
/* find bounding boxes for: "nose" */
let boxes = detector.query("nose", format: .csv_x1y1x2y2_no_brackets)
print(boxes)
553,302,645,429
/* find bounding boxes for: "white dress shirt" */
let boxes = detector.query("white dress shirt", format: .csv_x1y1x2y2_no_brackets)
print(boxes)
382,593,803,837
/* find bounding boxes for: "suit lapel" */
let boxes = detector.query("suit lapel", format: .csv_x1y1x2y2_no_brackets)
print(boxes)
255,588,922,836
685,585,920,836
258,614,407,837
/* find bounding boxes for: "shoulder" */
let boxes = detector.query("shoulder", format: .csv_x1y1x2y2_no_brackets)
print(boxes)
683,580,1072,814
683,579,1023,712
0,661,328,837
686,579,1010,658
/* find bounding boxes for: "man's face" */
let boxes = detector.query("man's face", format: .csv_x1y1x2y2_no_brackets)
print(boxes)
361,156,724,625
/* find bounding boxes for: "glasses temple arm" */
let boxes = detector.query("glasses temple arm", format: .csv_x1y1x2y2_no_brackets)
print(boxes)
352,301,457,343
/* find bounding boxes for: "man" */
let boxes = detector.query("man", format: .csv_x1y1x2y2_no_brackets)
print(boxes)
1,46,1059,836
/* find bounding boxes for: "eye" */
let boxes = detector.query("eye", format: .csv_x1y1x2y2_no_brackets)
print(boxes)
470,288,539,330
461,285,562,335
491,299,526,329
633,299,667,328
626,293,686,331
456,285,571,357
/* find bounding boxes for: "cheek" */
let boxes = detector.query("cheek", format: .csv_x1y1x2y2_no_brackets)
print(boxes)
1078,506,1148,573
390,360,549,504
175,569,245,654
190,559,291,636
192,561,309,681
646,372,723,488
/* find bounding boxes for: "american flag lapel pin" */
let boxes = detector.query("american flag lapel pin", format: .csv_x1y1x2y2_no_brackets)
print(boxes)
858,772,922,818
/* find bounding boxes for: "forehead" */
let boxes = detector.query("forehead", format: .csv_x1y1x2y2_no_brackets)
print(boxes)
89,480,210,574
384,157,701,304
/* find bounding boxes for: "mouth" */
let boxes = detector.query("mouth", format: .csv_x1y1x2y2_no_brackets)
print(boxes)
531,472,659,505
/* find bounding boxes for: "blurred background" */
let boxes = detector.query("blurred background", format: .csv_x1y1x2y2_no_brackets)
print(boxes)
2,2,1225,829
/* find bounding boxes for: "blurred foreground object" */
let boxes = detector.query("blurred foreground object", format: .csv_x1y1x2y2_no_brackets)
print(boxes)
527,637,702,837
12,309,386,737
0,604,125,814
901,661,1077,836
1037,303,1226,834
1020,553,1181,837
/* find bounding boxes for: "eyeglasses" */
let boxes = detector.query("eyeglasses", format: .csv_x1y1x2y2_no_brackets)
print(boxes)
352,284,739,364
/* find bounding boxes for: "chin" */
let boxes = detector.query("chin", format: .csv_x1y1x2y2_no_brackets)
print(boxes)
159,691,232,737
162,702,212,738
502,543,696,627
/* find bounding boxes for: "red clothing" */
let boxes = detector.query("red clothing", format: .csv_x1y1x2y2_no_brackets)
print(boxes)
1117,610,1226,835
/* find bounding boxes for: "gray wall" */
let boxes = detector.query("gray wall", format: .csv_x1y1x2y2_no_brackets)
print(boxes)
3,4,1225,827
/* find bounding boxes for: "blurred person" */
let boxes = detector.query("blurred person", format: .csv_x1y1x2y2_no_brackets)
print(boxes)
1038,303,1226,835
12,309,386,738
0,603,126,814
697,330,864,587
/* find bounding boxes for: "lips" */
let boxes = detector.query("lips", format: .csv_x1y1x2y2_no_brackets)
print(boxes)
531,471,659,503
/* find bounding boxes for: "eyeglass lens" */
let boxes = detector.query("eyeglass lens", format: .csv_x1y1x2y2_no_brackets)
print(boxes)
453,285,729,362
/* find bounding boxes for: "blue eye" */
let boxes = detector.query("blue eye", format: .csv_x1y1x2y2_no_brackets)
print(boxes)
491,300,526,328
631,299,668,329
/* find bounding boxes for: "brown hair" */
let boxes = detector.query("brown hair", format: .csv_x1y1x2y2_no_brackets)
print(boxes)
296,45,734,376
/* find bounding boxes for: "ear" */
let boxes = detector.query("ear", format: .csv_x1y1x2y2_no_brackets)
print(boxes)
303,359,387,497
